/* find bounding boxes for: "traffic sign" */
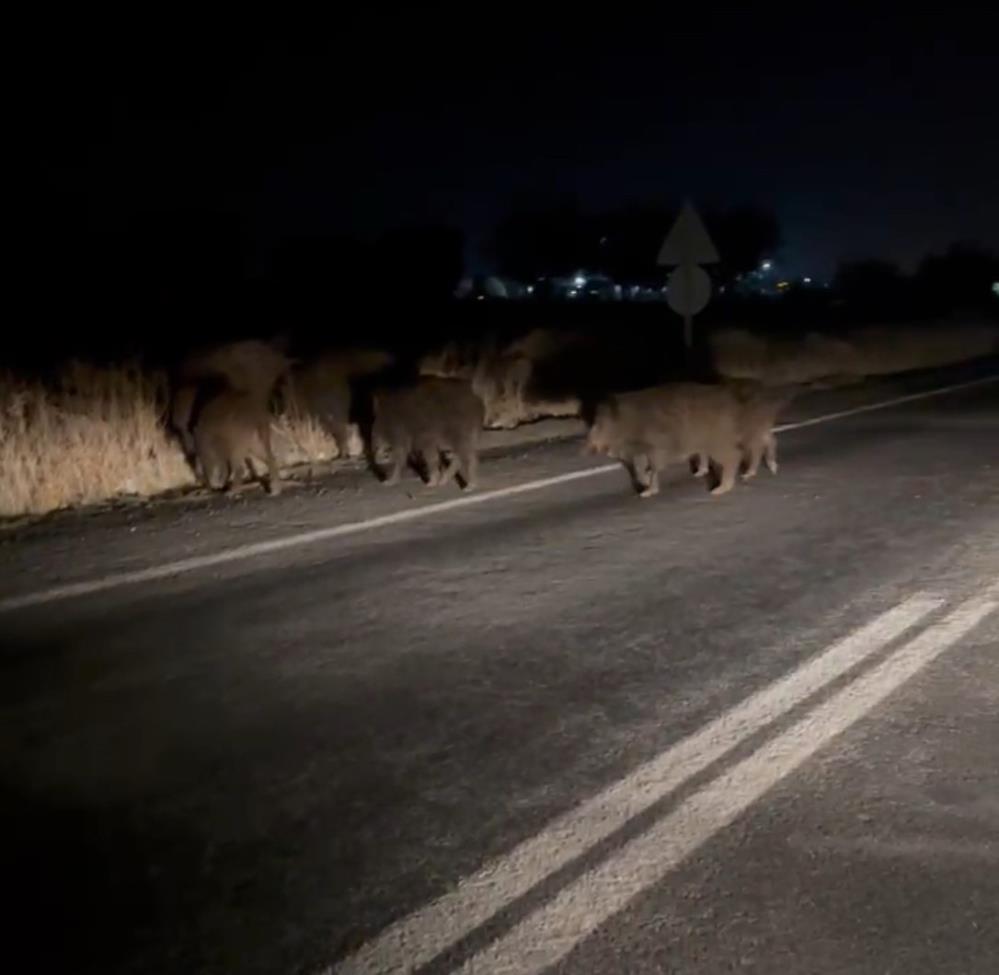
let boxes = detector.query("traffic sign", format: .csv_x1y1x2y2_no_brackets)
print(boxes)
666,264,712,317
657,202,719,266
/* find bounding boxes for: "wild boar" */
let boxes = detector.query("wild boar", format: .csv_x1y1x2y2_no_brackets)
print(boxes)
372,377,485,490
287,348,395,458
587,382,743,497
691,381,800,480
192,386,282,496
172,339,289,466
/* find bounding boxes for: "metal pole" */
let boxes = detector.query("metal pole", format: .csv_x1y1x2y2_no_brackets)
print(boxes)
683,262,693,349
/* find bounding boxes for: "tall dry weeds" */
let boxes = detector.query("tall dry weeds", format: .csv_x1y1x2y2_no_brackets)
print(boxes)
271,403,345,466
0,362,194,518
0,361,353,519
419,330,583,428
711,323,999,385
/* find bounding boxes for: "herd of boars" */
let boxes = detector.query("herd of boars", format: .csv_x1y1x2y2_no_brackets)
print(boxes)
170,344,800,500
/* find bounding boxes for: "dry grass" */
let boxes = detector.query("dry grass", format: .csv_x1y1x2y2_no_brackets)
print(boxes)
711,323,999,385
280,347,393,456
271,405,349,467
711,330,862,385
0,362,194,518
848,324,999,374
419,329,583,428
0,360,358,520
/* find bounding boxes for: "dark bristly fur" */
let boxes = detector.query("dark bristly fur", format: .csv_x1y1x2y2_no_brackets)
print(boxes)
692,381,801,480
372,377,485,490
587,383,743,497
192,387,282,496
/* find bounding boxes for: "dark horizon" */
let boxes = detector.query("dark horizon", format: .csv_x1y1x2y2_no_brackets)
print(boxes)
30,7,999,286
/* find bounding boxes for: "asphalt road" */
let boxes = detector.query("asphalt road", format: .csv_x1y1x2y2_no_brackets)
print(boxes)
1,366,997,975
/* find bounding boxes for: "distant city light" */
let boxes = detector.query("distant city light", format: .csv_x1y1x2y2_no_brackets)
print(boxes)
760,260,773,272
568,288,578,298
803,276,812,284
573,273,586,288
526,285,534,294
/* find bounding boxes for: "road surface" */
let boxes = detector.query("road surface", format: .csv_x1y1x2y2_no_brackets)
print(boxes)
1,364,997,975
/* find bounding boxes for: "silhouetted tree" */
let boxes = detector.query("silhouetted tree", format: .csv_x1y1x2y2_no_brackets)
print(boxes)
914,242,999,315
133,209,245,296
593,204,673,285
374,223,465,304
493,194,591,281
270,234,373,324
833,259,909,315
492,198,782,290
120,209,249,348
703,207,782,285
588,203,782,287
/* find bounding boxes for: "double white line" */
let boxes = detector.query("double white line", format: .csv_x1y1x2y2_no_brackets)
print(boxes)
333,588,997,974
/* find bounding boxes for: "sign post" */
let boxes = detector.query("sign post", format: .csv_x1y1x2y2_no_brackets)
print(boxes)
657,202,719,348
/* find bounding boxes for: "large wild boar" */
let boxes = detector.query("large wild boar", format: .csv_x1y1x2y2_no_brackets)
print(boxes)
192,386,282,496
587,383,743,497
692,381,800,480
372,377,485,489
171,339,289,466
288,348,394,458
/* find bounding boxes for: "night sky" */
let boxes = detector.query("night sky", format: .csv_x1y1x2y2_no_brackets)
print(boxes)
35,8,999,280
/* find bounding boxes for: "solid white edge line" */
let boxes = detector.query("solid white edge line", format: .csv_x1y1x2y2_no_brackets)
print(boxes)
773,373,999,433
0,465,617,613
2,372,996,614
332,595,942,975
457,595,998,975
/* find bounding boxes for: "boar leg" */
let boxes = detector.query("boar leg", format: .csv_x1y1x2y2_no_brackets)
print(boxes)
416,439,444,486
710,445,740,496
259,421,282,496
198,438,228,491
742,438,764,479
764,432,779,474
457,441,479,490
383,436,410,485
637,451,661,498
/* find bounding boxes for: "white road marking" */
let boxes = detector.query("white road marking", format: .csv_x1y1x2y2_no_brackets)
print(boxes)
0,467,616,614
332,596,941,974
1,372,996,615
457,593,997,975
772,373,999,433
